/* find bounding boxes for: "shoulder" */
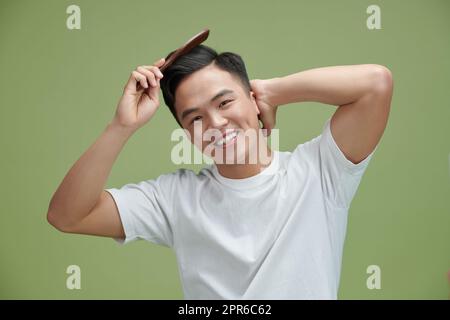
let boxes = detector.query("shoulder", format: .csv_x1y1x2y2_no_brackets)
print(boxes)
288,134,323,168
154,166,214,189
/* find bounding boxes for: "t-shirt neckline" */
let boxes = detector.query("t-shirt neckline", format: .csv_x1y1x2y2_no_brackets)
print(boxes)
211,151,280,190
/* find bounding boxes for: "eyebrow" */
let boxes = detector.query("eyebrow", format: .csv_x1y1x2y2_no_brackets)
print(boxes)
180,89,234,121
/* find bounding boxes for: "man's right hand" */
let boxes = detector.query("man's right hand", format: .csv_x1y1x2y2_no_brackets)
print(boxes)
112,58,166,131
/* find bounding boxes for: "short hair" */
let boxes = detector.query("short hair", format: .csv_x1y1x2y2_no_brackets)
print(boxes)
160,45,251,126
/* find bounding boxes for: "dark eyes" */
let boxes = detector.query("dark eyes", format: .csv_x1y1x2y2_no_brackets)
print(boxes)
219,99,232,108
191,116,202,124
189,100,233,124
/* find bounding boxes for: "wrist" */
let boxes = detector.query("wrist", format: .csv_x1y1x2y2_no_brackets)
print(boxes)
106,120,137,140
264,77,283,107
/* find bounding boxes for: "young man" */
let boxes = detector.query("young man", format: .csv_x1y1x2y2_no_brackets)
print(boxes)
47,45,393,299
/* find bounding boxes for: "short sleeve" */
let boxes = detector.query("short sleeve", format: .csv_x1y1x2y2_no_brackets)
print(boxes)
105,173,176,248
318,117,377,208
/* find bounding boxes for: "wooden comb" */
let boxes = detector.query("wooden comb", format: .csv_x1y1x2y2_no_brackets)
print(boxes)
159,28,210,73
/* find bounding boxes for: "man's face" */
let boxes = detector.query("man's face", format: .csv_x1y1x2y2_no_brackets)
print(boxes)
174,63,262,164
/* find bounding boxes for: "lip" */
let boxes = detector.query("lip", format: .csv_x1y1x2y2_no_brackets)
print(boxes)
215,130,239,148
220,129,239,139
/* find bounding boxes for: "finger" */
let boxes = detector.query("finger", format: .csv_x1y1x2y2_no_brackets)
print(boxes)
154,58,165,68
141,65,164,79
124,71,145,92
259,114,274,137
137,66,158,87
140,66,163,83
262,127,271,137
258,119,270,137
142,58,165,71
132,71,148,89
147,77,160,103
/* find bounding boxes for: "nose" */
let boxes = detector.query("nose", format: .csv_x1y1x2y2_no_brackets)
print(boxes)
208,110,228,128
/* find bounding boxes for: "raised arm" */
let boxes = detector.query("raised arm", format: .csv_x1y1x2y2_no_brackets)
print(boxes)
252,64,394,163
47,58,165,237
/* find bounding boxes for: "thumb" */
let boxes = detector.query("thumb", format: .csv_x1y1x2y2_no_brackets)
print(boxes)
154,58,166,68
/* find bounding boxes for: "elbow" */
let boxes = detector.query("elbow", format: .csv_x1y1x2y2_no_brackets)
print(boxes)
47,210,71,233
369,64,394,94
47,209,62,231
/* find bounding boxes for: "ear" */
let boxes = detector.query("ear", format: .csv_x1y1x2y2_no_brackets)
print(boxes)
250,91,260,115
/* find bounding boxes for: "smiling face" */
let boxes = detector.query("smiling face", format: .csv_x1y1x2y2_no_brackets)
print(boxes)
174,63,263,164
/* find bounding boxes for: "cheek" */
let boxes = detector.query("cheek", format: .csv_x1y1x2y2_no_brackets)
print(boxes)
186,129,200,148
238,104,260,128
232,103,257,121
190,129,213,151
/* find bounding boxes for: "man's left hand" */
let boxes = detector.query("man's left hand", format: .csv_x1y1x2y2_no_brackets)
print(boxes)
250,79,278,137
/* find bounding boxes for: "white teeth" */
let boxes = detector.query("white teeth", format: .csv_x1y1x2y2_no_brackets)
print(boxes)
215,131,238,147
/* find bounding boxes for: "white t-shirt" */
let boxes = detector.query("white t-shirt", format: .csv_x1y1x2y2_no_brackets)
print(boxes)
105,118,376,299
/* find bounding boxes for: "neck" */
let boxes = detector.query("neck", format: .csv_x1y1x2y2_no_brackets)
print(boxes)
215,146,273,179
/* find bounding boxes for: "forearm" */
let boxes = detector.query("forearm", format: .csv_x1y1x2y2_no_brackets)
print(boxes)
47,122,134,227
267,64,389,107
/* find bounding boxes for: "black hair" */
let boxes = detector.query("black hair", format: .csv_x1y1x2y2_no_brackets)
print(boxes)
160,44,251,126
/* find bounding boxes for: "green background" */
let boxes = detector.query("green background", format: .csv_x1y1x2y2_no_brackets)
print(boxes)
1,0,449,299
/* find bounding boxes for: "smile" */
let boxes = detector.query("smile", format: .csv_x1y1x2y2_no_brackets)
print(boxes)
214,130,239,148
